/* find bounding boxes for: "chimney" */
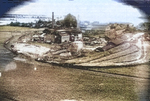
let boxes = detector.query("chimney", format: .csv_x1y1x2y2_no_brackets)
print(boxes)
52,12,54,28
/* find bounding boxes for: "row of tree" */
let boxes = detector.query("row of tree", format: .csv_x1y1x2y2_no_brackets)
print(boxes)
8,13,77,28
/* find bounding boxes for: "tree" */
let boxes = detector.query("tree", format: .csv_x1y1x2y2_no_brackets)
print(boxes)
37,19,43,24
63,13,77,28
140,22,150,31
9,22,20,26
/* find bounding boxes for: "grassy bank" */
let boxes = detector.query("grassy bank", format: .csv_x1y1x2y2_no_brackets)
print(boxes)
0,26,36,44
0,25,32,31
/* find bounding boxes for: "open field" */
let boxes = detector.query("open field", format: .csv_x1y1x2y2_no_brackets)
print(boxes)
0,61,138,101
0,26,36,44
0,25,32,31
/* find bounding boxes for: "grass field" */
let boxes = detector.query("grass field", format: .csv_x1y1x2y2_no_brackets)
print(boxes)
0,25,32,31
0,26,37,44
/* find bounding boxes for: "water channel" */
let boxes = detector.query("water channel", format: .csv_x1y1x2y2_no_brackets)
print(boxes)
0,39,150,101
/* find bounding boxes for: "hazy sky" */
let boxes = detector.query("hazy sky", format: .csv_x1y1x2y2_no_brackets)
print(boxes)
6,0,146,25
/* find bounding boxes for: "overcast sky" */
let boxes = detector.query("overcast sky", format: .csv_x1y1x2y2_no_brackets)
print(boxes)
5,0,146,26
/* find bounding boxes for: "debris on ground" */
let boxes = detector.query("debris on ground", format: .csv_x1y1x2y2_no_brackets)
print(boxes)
4,24,150,66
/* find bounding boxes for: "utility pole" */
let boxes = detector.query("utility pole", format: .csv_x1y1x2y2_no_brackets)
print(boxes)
77,15,80,30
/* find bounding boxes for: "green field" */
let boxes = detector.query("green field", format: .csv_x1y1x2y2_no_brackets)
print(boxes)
0,25,32,31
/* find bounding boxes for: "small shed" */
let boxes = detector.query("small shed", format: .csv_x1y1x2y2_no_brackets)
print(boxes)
71,30,82,41
60,32,70,43
54,31,70,43
51,29,83,43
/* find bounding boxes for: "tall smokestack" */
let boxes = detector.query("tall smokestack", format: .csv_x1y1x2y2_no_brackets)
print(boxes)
52,12,54,28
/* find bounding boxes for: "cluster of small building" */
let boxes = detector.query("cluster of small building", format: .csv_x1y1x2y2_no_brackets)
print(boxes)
32,28,83,44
